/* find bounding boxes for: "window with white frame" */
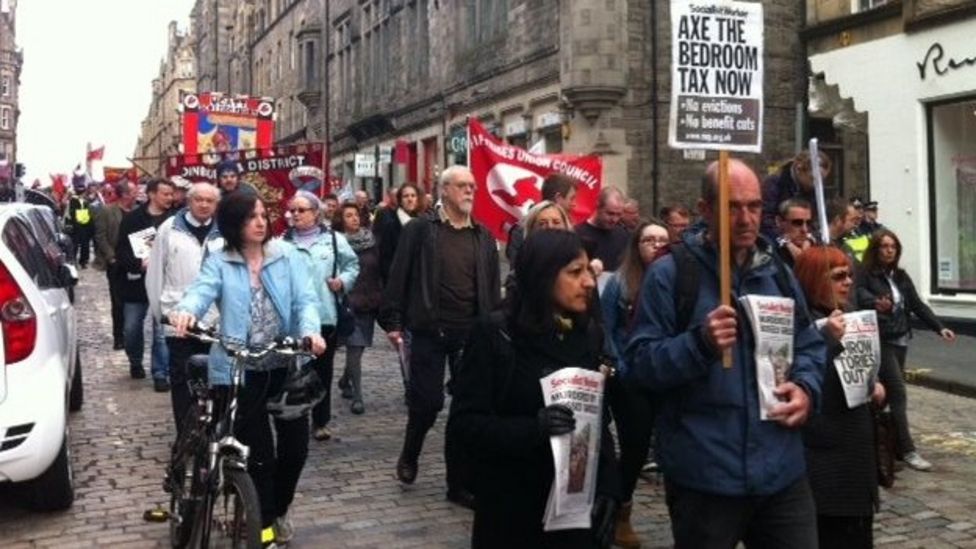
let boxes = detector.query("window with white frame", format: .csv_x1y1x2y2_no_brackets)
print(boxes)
1,74,9,97
928,97,976,293
1,106,10,130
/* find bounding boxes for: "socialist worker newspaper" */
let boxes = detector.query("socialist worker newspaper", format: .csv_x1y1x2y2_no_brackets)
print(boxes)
540,367,605,531
816,310,881,408
739,295,795,420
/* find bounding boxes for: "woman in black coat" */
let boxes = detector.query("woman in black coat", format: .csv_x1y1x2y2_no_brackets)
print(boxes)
795,246,885,549
448,230,620,549
372,183,423,285
855,229,956,472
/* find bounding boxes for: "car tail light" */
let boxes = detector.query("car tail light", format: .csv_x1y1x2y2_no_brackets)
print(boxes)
0,260,36,364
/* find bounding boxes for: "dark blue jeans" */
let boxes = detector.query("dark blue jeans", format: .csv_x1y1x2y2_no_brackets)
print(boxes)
122,302,169,380
665,477,818,549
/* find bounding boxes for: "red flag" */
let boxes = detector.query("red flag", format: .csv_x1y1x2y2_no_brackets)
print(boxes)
468,118,602,241
87,145,105,162
50,173,67,201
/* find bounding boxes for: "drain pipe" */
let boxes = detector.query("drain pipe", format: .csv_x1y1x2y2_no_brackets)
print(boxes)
650,0,660,214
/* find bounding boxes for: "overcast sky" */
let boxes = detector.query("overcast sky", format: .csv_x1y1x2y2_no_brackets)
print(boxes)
17,0,196,182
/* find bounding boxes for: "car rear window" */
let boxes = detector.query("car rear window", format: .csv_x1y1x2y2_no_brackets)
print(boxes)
2,217,60,289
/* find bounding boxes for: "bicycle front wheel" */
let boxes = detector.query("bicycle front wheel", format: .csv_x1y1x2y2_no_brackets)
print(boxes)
190,468,262,549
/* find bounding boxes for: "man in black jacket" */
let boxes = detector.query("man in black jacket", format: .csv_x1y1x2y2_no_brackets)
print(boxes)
116,178,175,384
380,165,501,509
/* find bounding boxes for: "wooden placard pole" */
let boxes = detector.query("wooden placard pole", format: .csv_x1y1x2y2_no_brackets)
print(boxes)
718,150,733,368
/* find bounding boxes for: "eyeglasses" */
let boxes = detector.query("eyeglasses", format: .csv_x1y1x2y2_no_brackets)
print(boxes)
789,219,811,227
640,237,669,246
289,207,313,214
829,270,853,282
452,181,477,191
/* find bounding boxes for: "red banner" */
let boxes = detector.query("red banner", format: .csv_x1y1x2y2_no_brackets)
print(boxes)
165,143,325,235
180,92,275,154
468,118,602,241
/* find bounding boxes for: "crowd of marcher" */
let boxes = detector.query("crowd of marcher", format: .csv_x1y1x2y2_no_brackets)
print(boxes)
43,149,959,549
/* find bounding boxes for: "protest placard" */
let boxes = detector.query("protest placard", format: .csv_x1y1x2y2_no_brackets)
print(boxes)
668,0,764,153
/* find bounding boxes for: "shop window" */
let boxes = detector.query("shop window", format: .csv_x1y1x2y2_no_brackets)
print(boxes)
928,97,976,293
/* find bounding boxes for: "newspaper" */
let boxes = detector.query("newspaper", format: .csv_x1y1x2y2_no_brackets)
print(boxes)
127,226,157,260
815,310,880,408
540,367,605,531
739,295,795,421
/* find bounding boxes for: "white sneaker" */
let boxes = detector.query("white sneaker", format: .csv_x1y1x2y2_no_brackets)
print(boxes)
903,451,933,472
274,513,294,543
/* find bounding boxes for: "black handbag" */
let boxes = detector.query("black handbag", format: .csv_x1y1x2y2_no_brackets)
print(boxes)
874,407,897,488
331,230,356,338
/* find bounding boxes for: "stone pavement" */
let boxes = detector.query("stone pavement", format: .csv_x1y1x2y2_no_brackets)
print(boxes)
0,269,974,548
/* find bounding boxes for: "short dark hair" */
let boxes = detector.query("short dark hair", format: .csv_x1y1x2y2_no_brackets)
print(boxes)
778,197,812,218
826,196,850,223
659,205,690,220
509,230,593,335
541,173,576,202
146,178,175,195
218,193,269,252
114,180,132,197
322,193,338,203
333,202,360,232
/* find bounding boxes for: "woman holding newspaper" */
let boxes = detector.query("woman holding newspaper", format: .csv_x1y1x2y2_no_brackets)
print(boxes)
448,230,620,548
794,245,885,549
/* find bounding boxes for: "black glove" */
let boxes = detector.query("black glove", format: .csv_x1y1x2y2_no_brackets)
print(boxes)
537,404,576,437
591,493,618,549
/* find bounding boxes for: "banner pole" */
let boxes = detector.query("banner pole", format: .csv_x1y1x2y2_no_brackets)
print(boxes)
809,138,830,245
719,150,733,369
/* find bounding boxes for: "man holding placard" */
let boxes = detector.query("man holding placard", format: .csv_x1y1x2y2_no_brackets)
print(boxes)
625,159,825,548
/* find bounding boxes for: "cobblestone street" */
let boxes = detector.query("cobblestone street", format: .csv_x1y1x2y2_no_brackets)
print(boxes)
1,270,975,548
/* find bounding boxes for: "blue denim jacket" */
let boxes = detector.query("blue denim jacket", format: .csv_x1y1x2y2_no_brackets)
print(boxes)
176,240,321,384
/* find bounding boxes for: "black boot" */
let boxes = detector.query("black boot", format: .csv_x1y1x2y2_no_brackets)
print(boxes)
396,416,428,484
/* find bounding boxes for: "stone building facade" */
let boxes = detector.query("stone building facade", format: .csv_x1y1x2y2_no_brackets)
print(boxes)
320,0,808,214
803,0,976,320
178,1,808,214
133,22,196,177
0,0,21,180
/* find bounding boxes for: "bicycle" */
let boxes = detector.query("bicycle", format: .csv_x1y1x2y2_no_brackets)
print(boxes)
149,320,311,549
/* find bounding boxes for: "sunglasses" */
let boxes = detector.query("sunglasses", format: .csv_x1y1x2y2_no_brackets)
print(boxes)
789,219,811,227
829,270,853,282
289,207,313,214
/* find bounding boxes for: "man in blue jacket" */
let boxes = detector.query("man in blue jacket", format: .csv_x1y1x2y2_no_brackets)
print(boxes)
626,158,825,548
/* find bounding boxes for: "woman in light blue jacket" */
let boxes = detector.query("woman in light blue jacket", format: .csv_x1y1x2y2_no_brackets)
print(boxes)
283,190,360,441
170,193,326,545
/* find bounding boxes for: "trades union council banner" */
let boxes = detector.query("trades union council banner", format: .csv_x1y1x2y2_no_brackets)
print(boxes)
166,143,324,235
468,118,602,242
668,0,764,153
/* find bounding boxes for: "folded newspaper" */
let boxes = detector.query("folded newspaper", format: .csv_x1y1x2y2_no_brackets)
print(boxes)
128,226,157,260
540,367,605,531
815,310,880,408
739,295,794,421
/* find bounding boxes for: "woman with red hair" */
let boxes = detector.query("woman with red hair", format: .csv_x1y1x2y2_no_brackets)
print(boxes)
794,245,885,549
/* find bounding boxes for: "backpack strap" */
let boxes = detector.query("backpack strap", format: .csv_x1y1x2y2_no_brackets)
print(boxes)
671,243,703,333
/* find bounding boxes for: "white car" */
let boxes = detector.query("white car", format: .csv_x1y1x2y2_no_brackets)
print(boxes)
0,203,80,511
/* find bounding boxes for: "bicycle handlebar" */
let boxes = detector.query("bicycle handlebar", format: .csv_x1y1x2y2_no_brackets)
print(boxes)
161,315,313,358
